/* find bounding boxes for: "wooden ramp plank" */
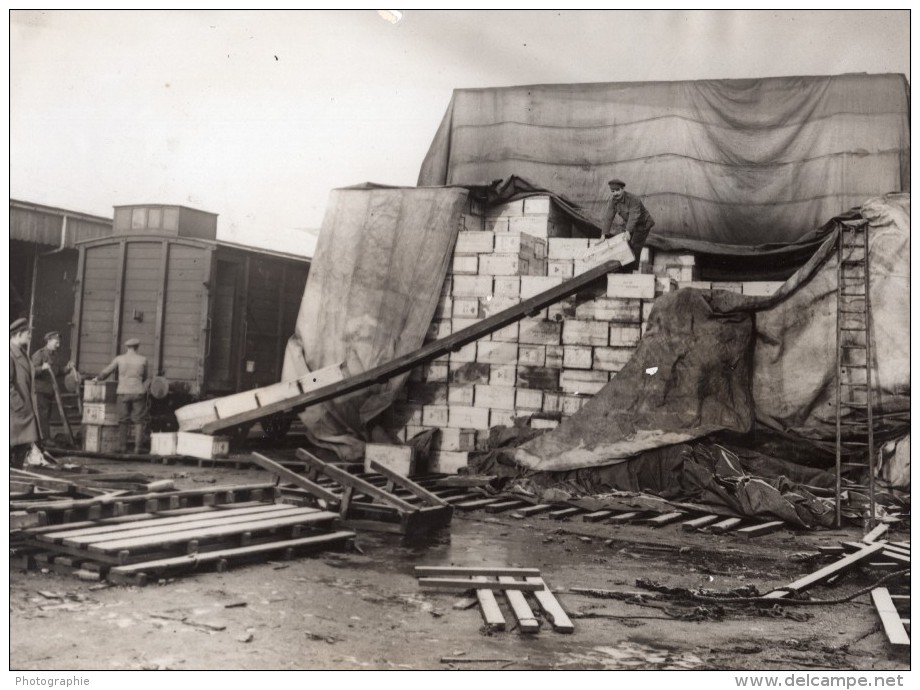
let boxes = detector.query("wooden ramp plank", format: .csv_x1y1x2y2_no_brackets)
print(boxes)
367,460,448,507
525,577,574,634
474,576,506,631
61,506,310,548
251,453,340,504
200,260,624,434
415,566,541,578
418,578,544,592
88,510,338,554
863,523,889,543
454,498,505,511
108,530,355,582
681,515,720,532
499,577,540,634
295,449,417,512
871,588,911,647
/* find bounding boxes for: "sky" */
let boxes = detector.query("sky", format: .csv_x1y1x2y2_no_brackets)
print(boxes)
8,9,911,257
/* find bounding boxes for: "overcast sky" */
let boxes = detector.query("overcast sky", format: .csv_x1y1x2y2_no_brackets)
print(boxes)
9,9,910,257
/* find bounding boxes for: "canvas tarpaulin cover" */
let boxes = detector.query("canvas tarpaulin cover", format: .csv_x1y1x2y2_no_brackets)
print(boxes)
418,74,909,251
282,186,468,461
514,194,910,472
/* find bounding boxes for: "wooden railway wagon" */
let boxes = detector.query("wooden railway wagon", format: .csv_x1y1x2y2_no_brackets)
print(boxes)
70,204,310,433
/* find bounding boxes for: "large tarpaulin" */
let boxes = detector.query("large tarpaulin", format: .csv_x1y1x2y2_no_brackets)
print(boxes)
282,186,468,460
418,74,909,250
514,194,909,472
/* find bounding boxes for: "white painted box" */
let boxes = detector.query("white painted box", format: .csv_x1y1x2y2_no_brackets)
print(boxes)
176,432,230,460
365,444,416,477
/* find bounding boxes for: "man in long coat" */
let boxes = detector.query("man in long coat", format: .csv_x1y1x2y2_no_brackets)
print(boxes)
10,318,39,469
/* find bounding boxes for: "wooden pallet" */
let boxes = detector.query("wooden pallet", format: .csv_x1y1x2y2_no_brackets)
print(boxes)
252,450,453,537
414,566,573,635
23,502,354,584
14,483,279,526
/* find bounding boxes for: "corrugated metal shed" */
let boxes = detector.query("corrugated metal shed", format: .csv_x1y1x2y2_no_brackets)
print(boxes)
9,199,113,247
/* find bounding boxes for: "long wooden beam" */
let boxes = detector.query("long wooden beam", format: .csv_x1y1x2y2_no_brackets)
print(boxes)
201,259,622,433
250,452,340,504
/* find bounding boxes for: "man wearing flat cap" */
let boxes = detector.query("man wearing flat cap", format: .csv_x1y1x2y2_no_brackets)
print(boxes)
31,331,77,444
601,179,655,259
10,318,40,468
95,338,149,453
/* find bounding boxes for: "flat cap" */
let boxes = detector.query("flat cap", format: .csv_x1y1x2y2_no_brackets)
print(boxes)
125,338,140,347
10,317,30,335
44,331,61,342
607,178,626,189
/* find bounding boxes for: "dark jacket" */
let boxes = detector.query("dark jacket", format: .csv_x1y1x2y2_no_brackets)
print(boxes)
10,342,39,447
31,346,64,396
601,191,655,250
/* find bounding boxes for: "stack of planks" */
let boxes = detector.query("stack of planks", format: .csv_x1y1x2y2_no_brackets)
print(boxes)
415,565,573,635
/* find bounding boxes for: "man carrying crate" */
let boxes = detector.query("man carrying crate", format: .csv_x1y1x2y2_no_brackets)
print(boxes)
93,338,149,453
601,178,655,258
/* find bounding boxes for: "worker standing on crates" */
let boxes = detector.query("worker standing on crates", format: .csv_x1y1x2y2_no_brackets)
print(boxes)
31,331,77,445
93,338,149,454
9,318,40,469
601,178,655,258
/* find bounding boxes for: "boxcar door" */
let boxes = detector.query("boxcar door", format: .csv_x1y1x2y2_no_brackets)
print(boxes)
207,256,244,393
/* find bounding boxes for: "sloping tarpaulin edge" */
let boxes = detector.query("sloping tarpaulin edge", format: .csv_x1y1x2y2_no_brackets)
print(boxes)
282,186,469,461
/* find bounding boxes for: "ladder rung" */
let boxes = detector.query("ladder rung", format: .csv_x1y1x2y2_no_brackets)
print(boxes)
842,402,869,408
840,327,866,331
839,383,868,388
841,345,867,349
839,310,866,314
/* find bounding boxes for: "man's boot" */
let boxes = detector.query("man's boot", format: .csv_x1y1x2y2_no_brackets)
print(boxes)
133,424,145,454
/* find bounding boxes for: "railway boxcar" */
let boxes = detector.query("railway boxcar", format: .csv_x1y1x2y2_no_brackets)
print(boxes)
71,204,310,432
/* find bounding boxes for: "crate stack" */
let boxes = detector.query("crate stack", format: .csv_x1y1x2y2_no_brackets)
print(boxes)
81,381,120,452
388,196,788,474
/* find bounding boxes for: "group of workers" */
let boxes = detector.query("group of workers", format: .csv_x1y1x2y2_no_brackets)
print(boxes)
9,317,149,467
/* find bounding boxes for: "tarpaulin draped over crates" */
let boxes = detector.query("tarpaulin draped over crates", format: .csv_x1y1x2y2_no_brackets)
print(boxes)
418,74,910,251
514,194,910,472
282,186,469,461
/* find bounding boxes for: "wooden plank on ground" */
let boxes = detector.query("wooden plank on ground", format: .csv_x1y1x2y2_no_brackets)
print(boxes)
525,577,574,634
485,500,528,514
474,576,506,631
454,497,505,511
250,453,340,504
498,576,540,634
735,521,785,538
60,506,310,548
548,507,582,520
871,588,911,647
414,566,541,578
88,510,339,554
38,504,294,543
607,511,641,524
581,510,614,523
681,515,720,532
512,504,554,517
708,517,743,534
863,523,889,543
644,511,686,527
763,541,887,599
417,578,544,592
107,530,355,583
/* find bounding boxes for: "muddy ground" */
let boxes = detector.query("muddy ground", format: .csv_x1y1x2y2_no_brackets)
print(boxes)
9,447,911,671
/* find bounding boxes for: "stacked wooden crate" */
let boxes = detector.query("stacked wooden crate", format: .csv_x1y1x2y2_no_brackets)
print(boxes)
82,381,120,452
389,196,787,473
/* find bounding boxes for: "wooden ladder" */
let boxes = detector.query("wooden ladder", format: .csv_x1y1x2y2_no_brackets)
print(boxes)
834,220,875,529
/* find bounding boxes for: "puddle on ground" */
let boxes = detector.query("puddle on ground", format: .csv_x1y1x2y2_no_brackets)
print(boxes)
553,641,703,670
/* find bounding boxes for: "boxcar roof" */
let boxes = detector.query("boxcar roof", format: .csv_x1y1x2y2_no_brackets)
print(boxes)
73,232,311,264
